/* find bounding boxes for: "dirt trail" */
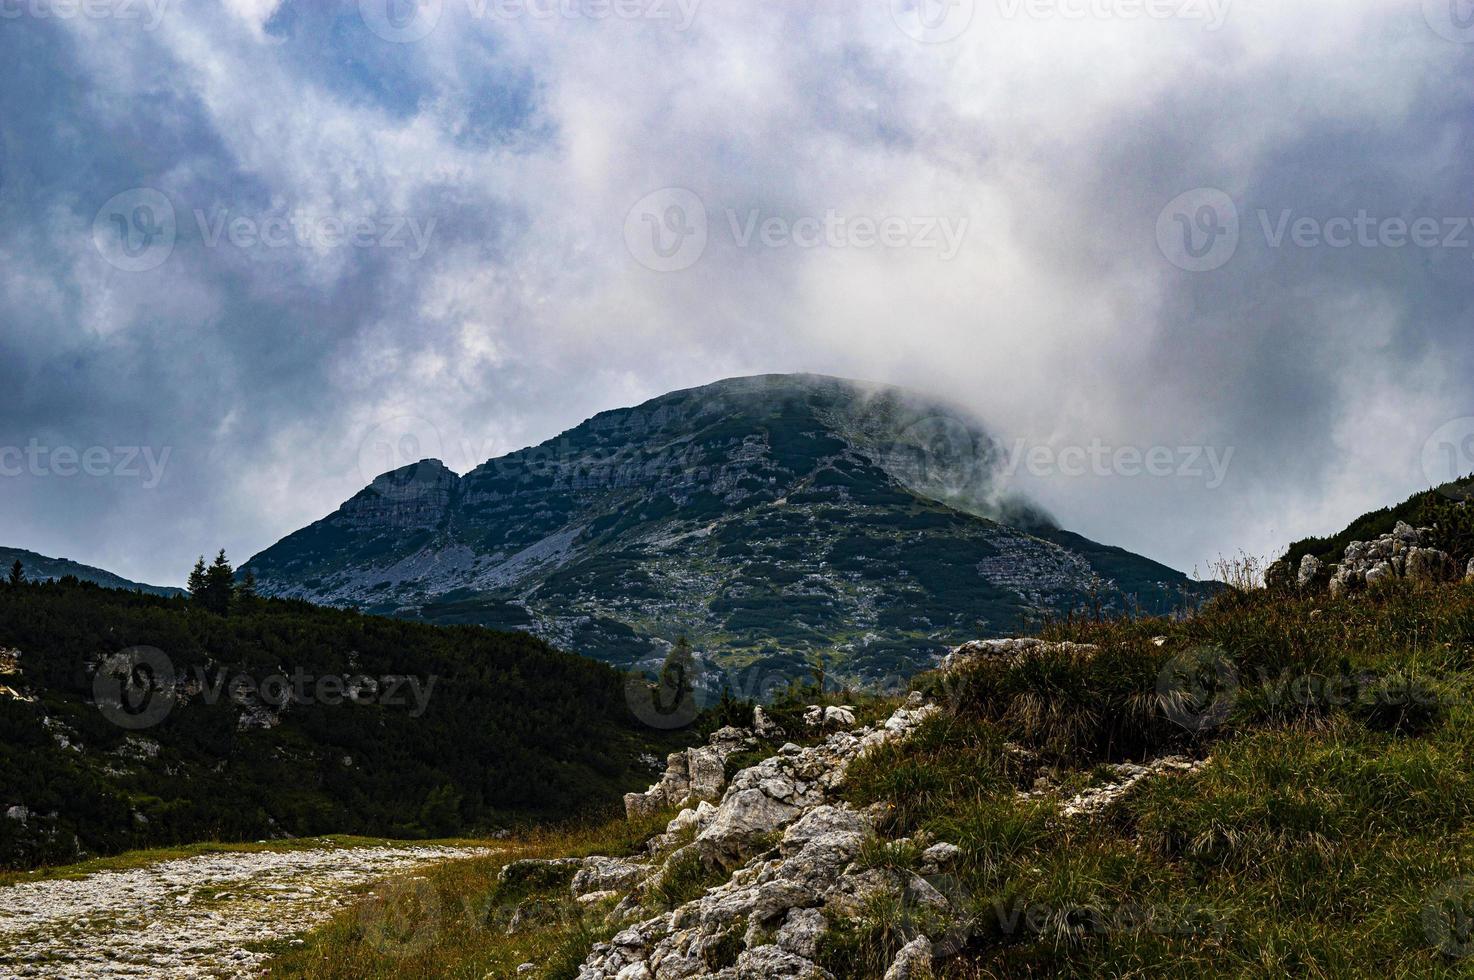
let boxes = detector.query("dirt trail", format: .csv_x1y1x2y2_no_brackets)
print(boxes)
0,841,489,978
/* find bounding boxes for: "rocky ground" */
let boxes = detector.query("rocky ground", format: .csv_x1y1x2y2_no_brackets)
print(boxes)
478,638,1205,979
0,841,489,978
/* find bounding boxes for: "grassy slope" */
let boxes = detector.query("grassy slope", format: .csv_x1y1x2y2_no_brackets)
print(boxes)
1280,476,1474,571
272,579,1474,978
0,578,693,869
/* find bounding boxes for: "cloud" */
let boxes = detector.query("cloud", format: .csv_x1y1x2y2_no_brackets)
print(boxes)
0,0,1471,586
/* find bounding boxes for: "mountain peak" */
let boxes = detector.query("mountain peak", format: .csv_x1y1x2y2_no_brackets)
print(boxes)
246,378,1202,678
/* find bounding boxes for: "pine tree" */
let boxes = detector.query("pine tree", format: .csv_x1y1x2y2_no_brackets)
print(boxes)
201,550,234,616
7,560,23,587
187,557,207,601
235,568,259,609
658,635,697,706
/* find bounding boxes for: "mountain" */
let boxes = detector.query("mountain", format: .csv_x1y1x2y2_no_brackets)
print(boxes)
244,375,1207,681
0,547,183,597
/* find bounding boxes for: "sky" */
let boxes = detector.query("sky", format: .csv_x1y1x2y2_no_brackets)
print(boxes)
1,0,1473,587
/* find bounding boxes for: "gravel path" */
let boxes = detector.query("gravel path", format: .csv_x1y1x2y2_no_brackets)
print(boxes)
0,842,491,978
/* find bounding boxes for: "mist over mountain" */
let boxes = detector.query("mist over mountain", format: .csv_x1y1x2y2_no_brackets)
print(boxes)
244,376,1204,680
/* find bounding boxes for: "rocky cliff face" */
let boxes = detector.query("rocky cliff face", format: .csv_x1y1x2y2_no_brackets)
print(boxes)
245,375,1203,679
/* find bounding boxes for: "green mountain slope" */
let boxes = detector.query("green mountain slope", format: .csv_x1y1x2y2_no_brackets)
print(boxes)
0,578,686,869
245,375,1209,681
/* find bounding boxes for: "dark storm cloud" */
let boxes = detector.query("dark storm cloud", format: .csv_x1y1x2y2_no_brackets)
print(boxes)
0,0,1471,585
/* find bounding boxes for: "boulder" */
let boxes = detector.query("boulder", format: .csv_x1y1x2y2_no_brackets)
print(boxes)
572,857,648,898
754,706,785,739
1296,554,1324,591
943,638,1098,672
920,842,963,873
697,790,801,866
1406,547,1457,585
824,706,857,727
775,907,826,959
883,937,933,980
730,945,833,979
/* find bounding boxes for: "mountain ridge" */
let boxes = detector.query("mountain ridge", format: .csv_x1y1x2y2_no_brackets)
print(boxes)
245,374,1206,679
0,547,183,598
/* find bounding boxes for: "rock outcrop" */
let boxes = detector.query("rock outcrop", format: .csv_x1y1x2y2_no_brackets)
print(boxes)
625,727,757,820
563,639,1208,979
1328,522,1459,597
577,698,938,979
942,637,1099,672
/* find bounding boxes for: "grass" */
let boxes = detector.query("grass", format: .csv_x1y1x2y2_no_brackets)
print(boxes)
266,811,678,980
827,580,1474,978
246,581,1474,977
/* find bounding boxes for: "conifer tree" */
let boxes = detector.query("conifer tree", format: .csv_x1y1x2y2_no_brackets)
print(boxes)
7,560,23,587
201,550,234,616
235,567,259,609
187,556,208,601
658,635,697,706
